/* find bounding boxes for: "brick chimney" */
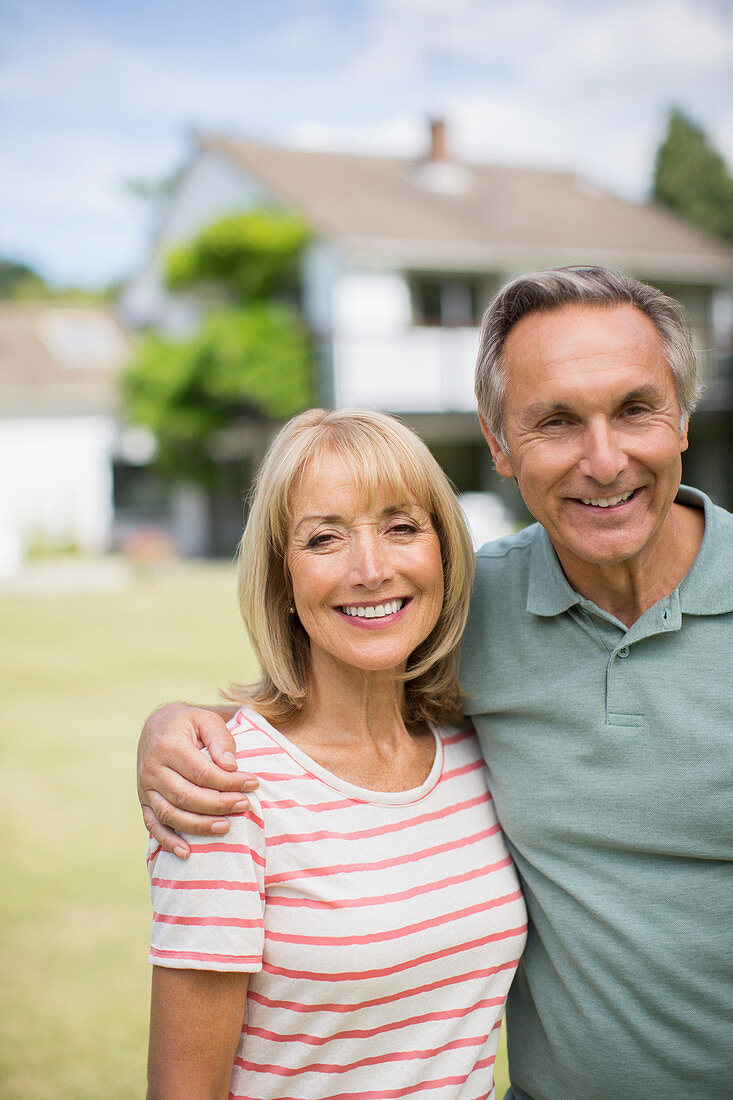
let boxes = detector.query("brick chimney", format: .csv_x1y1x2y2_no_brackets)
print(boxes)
428,118,449,161
416,117,470,194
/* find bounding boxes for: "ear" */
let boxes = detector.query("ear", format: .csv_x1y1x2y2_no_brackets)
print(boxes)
680,418,689,453
479,415,516,478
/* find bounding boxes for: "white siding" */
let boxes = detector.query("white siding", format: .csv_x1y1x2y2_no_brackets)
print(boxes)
0,416,114,578
120,150,269,334
301,242,345,333
332,271,412,333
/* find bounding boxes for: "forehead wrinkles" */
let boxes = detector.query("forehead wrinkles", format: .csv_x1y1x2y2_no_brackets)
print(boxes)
505,310,672,403
506,304,664,370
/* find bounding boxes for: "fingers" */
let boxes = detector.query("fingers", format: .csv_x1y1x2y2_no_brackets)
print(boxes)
143,803,191,860
145,787,251,839
147,768,253,818
137,702,258,854
144,752,256,811
196,714,242,773
138,737,249,805
180,744,256,794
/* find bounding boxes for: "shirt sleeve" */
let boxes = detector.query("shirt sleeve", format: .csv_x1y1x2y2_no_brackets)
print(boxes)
148,794,266,973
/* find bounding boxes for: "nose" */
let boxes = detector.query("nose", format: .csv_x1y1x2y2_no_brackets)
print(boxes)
349,530,394,589
577,419,628,485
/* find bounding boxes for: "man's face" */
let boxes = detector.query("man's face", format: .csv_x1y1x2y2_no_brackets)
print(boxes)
481,303,689,583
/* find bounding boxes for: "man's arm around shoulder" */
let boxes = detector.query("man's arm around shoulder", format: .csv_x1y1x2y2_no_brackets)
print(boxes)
137,701,258,858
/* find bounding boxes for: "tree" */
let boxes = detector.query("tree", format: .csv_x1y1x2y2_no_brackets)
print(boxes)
0,257,48,299
124,304,312,480
123,208,314,482
653,108,733,243
165,209,310,303
0,256,117,302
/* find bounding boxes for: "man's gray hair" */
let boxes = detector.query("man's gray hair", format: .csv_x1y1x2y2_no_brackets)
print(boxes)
474,265,701,451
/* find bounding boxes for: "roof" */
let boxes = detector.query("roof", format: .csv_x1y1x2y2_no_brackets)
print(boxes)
200,134,733,282
0,304,132,417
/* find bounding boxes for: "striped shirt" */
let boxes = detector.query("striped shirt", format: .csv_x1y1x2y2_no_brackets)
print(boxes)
148,706,527,1100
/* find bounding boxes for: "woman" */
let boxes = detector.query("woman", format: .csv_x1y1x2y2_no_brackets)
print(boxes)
147,408,527,1099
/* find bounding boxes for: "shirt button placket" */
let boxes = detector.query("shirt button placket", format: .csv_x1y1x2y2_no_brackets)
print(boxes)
605,643,644,726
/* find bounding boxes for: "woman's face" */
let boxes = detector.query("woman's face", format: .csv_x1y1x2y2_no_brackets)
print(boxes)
286,451,444,677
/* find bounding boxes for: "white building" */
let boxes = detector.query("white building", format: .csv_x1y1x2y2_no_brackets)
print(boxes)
121,121,733,519
0,305,133,578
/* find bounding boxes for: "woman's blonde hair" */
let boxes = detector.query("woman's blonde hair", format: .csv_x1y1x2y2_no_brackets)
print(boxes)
227,408,475,727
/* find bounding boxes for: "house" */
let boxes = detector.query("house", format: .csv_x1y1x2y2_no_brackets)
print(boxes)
0,304,135,578
121,120,733,518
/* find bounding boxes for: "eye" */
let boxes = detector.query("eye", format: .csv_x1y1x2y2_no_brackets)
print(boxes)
307,532,336,549
540,415,572,430
387,518,420,536
623,403,648,417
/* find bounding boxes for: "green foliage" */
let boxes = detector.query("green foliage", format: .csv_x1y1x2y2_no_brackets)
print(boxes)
653,108,733,242
123,205,315,483
0,257,47,298
0,255,117,302
165,209,312,302
0,563,258,1099
124,304,313,479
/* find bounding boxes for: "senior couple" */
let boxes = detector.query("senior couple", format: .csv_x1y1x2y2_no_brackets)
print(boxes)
141,266,732,1099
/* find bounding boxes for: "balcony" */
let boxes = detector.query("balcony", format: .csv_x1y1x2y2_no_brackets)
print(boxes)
332,327,733,414
332,327,480,412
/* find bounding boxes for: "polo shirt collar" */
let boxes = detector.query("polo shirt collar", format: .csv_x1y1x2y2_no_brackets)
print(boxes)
527,524,580,617
677,486,733,614
526,485,733,618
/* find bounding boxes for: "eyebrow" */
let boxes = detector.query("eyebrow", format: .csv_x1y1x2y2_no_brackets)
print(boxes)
293,513,342,530
524,384,666,421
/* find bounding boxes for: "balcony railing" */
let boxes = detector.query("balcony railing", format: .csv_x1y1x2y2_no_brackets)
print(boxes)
333,327,480,412
332,328,733,413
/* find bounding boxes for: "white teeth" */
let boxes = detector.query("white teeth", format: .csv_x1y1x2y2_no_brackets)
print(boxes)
581,491,634,508
342,599,404,618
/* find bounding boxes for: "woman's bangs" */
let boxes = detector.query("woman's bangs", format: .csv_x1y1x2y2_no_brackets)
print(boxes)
340,435,432,515
282,417,436,529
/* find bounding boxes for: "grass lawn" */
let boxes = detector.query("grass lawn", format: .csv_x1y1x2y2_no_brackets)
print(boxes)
0,559,509,1098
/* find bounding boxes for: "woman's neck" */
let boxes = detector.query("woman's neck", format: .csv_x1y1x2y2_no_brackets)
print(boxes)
278,652,435,791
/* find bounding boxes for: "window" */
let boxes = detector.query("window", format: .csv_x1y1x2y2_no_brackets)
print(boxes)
409,274,489,327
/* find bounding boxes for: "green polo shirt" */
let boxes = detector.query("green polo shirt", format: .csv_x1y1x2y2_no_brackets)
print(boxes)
461,487,733,1100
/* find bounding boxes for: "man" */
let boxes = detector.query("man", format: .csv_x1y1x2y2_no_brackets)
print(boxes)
138,267,732,1098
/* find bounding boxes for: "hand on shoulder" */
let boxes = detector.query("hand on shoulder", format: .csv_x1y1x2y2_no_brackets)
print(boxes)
137,701,257,858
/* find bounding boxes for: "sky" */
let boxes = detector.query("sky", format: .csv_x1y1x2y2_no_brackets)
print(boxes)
1,0,732,288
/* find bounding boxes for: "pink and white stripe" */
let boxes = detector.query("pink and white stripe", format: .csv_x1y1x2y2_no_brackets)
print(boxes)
149,708,526,1099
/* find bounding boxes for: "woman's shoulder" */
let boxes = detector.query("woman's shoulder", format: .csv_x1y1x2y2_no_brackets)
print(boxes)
227,704,294,771
436,721,484,763
229,701,272,734
433,722,493,807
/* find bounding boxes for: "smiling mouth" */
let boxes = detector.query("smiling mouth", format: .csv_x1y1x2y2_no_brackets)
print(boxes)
579,489,637,508
340,598,406,619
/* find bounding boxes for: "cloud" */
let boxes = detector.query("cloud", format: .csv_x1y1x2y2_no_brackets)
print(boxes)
1,0,731,284
290,0,733,199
